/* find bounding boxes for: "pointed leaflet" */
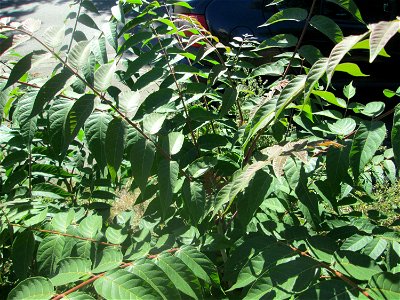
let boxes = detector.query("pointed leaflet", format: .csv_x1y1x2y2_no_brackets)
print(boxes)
176,245,220,286
304,58,328,100
48,98,73,156
369,20,400,63
144,113,166,134
130,136,155,196
369,272,400,299
218,87,237,117
182,179,206,224
94,269,162,299
85,112,113,168
392,104,400,167
244,256,320,300
3,51,41,90
212,161,269,218
16,91,38,145
68,40,93,70
119,90,142,119
275,74,306,120
326,33,367,86
105,118,126,181
12,230,35,280
158,160,180,219
326,0,364,23
155,253,202,299
37,235,66,276
94,62,116,92
64,94,95,151
261,8,307,26
350,120,386,180
126,260,181,299
0,89,7,124
103,20,118,51
42,25,65,49
7,277,54,300
50,258,91,286
92,247,123,273
331,251,382,281
31,69,73,117
310,15,343,43
78,13,100,30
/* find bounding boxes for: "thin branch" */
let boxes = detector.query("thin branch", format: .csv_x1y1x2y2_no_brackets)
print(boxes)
10,223,121,247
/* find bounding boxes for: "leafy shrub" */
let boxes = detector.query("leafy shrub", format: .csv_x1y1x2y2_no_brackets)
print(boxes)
1,0,400,299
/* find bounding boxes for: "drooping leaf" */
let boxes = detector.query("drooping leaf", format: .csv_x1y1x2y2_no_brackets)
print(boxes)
68,40,93,70
157,160,180,219
218,87,237,117
182,179,206,224
94,62,116,92
392,104,400,167
43,25,65,48
304,57,328,100
16,91,38,145
326,0,364,23
105,118,126,181
3,51,41,90
369,20,400,63
275,74,306,120
326,33,367,86
78,13,100,30
310,15,343,43
12,230,35,280
31,69,73,117
261,8,307,26
119,90,142,119
130,136,156,196
350,120,386,180
85,112,113,168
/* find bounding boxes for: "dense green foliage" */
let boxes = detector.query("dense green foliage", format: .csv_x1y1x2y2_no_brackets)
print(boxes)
1,0,400,299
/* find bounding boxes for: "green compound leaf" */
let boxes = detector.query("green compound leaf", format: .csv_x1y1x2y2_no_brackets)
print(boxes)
7,277,54,300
